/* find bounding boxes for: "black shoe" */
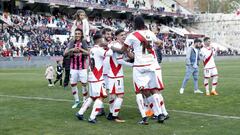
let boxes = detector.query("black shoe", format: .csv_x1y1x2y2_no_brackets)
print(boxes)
158,114,165,123
88,118,97,124
138,117,149,125
75,113,84,120
97,109,106,117
152,115,158,120
164,115,170,120
107,113,113,120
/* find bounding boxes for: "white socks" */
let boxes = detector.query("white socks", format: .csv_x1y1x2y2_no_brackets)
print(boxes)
109,94,116,113
112,97,123,117
158,93,168,116
147,94,162,116
90,99,103,120
212,76,218,91
78,97,93,115
136,94,146,118
204,79,209,94
72,86,79,102
82,86,88,102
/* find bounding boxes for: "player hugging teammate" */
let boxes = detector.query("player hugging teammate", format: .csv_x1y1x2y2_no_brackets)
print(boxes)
66,12,169,125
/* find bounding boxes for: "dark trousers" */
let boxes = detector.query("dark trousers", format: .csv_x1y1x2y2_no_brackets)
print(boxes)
155,48,162,63
63,69,70,87
48,79,53,84
54,74,62,86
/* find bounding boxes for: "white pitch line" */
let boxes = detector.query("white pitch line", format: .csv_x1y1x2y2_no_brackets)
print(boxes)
169,109,240,120
0,94,72,102
1,94,240,120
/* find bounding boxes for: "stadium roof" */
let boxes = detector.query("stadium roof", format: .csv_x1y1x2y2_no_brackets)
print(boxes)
29,0,194,18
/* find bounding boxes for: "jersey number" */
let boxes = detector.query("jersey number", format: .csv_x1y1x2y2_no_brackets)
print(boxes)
117,80,121,86
206,69,209,74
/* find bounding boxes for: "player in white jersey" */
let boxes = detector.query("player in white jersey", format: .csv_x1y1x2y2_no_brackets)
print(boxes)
76,33,113,124
139,24,169,119
123,16,165,125
96,28,113,116
200,37,219,96
106,29,133,122
149,27,169,119
102,28,113,90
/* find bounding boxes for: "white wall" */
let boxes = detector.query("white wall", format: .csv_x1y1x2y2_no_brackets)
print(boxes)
195,13,240,51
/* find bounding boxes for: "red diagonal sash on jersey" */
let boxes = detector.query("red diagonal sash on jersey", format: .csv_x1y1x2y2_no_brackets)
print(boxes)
133,32,156,57
92,66,103,81
203,50,213,66
110,57,122,77
133,32,148,46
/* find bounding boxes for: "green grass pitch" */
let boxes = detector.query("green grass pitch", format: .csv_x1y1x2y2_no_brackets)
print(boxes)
0,59,239,135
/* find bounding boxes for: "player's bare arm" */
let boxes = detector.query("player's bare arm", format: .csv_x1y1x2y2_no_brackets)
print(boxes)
111,46,124,54
78,47,89,55
122,44,134,59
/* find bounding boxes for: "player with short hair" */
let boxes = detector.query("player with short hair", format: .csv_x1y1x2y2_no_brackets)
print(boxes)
96,28,113,116
123,16,165,125
64,28,89,108
76,33,113,124
200,37,219,96
106,29,133,122
179,39,203,94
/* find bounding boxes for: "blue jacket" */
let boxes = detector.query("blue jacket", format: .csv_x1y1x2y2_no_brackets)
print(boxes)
185,46,200,66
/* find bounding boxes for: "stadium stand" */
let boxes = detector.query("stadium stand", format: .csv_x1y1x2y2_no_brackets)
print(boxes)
1,0,236,58
194,13,240,54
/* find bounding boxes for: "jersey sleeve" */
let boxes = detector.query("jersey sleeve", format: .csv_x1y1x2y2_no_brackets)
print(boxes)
117,58,133,67
99,48,113,58
149,30,158,42
124,33,134,47
67,40,74,49
200,48,206,59
105,49,113,57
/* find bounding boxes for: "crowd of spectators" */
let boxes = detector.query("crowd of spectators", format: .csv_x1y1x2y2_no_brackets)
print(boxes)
3,9,235,58
0,9,71,57
0,11,189,58
89,0,172,13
